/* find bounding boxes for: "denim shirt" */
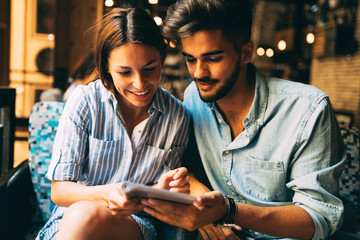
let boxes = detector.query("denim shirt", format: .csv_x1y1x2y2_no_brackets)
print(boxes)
183,69,346,240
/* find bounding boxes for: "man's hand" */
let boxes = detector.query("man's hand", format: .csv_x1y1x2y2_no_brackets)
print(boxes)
142,191,228,231
156,167,190,193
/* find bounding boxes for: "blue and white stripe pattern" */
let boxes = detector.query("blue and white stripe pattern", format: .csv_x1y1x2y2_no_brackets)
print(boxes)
47,79,190,186
39,80,190,239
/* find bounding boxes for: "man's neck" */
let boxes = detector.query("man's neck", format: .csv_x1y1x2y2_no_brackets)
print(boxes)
216,65,255,139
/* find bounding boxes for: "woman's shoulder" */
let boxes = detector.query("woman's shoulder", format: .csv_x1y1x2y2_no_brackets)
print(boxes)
158,87,190,118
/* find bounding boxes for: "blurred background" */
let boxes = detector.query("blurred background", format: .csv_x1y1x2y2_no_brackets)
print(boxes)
0,0,359,167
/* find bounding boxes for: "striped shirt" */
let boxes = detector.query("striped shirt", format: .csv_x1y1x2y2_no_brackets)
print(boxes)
46,79,190,186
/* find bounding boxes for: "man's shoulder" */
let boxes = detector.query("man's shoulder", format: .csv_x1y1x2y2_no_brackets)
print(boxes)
266,77,328,102
183,81,203,108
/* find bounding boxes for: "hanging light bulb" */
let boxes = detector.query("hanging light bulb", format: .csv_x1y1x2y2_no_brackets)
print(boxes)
153,16,162,26
256,47,265,56
169,41,176,48
105,0,114,7
278,40,286,51
149,0,158,4
266,48,274,57
306,33,315,44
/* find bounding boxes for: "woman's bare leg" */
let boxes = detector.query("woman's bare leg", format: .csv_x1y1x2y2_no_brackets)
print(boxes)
57,201,143,240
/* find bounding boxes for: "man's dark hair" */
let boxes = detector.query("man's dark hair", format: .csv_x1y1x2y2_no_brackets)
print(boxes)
163,0,254,52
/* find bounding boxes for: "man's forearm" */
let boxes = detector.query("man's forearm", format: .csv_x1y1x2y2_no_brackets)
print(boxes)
236,203,315,240
188,172,210,196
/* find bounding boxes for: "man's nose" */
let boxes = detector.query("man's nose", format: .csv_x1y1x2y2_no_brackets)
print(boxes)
193,61,209,79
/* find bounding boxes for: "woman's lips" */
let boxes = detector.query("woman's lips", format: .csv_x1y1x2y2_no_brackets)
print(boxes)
129,89,151,98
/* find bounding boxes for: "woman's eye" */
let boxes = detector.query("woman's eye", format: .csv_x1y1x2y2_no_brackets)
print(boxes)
144,67,156,72
118,71,131,76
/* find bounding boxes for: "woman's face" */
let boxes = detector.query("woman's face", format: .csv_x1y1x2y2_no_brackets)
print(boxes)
108,43,162,109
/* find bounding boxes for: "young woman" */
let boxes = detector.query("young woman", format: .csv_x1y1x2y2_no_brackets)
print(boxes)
37,8,190,240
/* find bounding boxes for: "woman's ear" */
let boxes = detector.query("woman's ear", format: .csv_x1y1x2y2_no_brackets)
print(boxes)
242,42,254,64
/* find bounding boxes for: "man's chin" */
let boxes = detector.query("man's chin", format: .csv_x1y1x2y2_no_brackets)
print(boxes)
199,92,217,103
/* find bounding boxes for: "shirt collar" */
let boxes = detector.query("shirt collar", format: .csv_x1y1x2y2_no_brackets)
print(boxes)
245,67,268,129
204,65,269,130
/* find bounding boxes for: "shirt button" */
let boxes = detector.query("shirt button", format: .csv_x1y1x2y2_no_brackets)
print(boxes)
218,118,222,123
138,130,142,134
224,150,230,155
227,181,232,186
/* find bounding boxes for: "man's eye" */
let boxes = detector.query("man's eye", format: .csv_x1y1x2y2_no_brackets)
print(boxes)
208,57,222,62
185,57,196,63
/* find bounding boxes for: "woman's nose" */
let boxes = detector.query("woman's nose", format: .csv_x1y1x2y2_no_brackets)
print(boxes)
132,73,146,89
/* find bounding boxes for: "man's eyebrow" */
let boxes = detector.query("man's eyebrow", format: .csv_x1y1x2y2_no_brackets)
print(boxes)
182,50,224,58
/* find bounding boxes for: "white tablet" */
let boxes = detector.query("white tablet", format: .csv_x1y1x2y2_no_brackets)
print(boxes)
120,182,196,205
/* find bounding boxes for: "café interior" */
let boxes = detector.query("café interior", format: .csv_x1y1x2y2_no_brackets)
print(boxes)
0,0,359,239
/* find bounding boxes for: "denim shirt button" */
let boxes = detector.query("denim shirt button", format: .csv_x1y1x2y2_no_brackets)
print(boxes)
218,118,222,123
227,181,232,186
224,150,230,155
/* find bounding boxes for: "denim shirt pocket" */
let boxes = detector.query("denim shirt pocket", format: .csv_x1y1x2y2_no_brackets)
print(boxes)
244,156,286,202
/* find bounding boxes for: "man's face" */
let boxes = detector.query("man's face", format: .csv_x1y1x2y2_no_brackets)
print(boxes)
181,29,241,102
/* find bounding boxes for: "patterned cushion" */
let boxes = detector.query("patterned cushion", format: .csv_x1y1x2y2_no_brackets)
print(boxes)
339,126,360,220
28,101,64,221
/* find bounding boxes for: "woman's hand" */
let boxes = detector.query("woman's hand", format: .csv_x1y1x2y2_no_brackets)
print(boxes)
156,167,190,194
107,183,145,219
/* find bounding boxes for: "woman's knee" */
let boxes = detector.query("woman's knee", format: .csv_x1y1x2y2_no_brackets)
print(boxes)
62,201,111,227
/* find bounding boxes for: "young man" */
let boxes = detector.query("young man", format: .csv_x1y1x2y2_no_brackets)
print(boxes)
142,0,346,239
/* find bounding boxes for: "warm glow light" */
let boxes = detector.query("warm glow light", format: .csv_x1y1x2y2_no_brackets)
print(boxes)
48,33,55,41
153,16,162,26
266,48,274,57
256,47,265,56
149,0,158,4
278,40,286,51
169,41,176,48
105,0,114,7
306,33,315,44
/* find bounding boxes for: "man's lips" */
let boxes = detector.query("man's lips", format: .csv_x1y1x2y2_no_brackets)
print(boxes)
195,79,218,91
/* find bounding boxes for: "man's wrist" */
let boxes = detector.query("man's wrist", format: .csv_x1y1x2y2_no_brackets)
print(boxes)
212,195,237,228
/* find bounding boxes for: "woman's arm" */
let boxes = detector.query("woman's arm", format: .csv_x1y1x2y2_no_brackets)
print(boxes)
51,181,111,207
51,181,145,217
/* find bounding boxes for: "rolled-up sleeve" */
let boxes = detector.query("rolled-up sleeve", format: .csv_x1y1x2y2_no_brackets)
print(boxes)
286,97,346,239
46,86,90,182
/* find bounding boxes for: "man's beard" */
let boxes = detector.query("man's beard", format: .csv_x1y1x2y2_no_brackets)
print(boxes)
194,60,241,102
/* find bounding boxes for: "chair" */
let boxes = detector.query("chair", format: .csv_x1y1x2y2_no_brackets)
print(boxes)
0,101,64,240
0,87,16,175
339,126,360,220
28,101,65,221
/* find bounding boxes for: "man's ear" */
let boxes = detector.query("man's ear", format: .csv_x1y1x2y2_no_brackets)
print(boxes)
242,42,254,64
